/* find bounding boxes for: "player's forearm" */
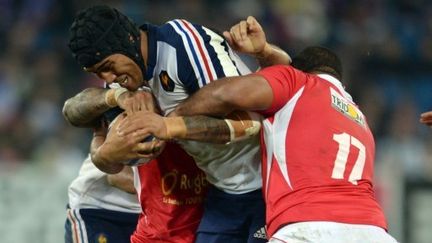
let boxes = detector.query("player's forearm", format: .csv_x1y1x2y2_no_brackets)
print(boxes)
174,75,271,117
173,79,236,117
107,166,136,194
256,43,291,68
91,151,125,174
180,116,231,143
62,87,111,127
165,112,260,144
90,134,124,174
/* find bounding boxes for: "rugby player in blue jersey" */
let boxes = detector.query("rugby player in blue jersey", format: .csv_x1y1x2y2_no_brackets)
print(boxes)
64,5,290,242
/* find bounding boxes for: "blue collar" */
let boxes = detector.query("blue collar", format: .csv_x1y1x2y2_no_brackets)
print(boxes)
140,23,157,82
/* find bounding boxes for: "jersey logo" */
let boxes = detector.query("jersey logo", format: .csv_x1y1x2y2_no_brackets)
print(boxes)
159,70,175,92
253,226,267,239
96,233,107,243
330,88,365,127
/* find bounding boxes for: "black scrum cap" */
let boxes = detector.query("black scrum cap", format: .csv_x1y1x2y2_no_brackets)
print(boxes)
68,5,146,74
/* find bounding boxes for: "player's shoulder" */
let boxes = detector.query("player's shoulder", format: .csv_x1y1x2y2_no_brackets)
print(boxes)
163,19,214,40
159,19,199,35
257,64,304,81
165,19,200,29
259,64,297,73
151,19,199,48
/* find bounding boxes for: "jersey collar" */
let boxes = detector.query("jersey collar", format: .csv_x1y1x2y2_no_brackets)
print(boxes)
317,74,353,102
140,23,157,82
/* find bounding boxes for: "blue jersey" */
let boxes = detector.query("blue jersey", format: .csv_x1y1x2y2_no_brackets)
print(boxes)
141,19,261,194
140,19,266,242
142,19,251,115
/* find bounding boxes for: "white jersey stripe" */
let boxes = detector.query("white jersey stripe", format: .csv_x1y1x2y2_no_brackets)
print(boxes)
179,21,217,81
203,26,240,77
132,166,141,201
172,20,215,86
272,86,305,189
318,74,353,102
73,209,89,243
176,20,216,83
263,119,274,199
169,21,206,86
67,209,80,243
227,47,252,75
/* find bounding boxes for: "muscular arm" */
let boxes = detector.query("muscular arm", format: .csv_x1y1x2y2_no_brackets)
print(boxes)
90,128,125,174
224,16,291,69
179,111,261,143
117,110,262,144
181,116,231,143
173,74,274,117
91,124,135,192
256,43,291,68
106,166,136,194
63,87,155,127
116,112,232,143
63,87,111,127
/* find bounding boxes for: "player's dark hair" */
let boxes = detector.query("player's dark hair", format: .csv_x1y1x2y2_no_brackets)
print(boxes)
68,5,146,74
291,46,343,80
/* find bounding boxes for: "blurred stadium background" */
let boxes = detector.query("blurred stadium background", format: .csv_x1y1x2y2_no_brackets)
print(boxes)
1,0,432,242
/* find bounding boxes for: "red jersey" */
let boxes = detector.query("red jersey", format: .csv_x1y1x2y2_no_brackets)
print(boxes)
131,142,208,243
256,65,387,237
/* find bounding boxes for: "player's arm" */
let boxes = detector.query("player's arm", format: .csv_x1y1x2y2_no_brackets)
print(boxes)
223,16,291,68
106,166,136,194
173,74,273,117
256,44,290,68
178,111,261,143
63,87,112,127
91,122,136,192
63,87,155,127
116,110,261,144
91,113,163,174
90,119,125,174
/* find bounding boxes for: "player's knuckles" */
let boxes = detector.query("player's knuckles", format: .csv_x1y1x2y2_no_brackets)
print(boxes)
144,104,154,112
118,127,131,135
123,100,133,108
248,16,257,25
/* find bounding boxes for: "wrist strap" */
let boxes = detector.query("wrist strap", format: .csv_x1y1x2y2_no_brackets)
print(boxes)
163,117,187,139
224,111,261,143
105,89,117,107
105,88,128,107
114,87,128,102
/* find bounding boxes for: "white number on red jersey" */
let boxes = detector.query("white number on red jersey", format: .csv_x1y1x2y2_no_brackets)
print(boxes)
331,132,366,185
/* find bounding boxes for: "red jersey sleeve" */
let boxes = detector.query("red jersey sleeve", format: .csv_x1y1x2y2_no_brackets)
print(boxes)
256,65,306,115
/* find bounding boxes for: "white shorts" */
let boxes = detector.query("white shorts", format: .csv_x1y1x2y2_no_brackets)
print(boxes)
268,221,399,243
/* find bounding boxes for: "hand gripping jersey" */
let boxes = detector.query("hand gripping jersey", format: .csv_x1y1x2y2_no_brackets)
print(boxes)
142,20,261,194
256,65,387,237
131,142,208,243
